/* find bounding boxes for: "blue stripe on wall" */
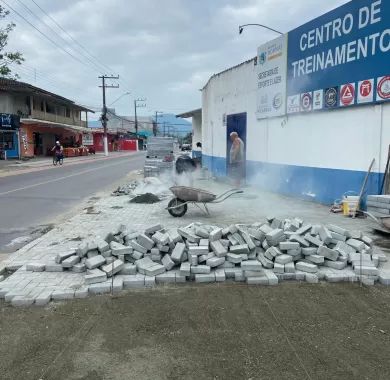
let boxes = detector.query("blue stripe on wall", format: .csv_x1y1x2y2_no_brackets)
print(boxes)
202,154,383,205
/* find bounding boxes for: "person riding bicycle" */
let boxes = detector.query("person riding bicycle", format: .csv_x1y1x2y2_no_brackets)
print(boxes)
51,141,64,159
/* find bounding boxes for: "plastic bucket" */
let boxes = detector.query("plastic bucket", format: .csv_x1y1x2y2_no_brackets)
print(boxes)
342,196,359,216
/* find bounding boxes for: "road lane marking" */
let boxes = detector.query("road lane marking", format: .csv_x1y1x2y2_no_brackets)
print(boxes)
0,158,142,196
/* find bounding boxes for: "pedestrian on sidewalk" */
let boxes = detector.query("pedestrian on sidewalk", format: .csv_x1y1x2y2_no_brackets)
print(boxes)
229,131,245,188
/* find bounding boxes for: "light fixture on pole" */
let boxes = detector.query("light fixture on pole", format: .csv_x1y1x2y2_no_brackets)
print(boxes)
238,24,283,35
109,91,131,107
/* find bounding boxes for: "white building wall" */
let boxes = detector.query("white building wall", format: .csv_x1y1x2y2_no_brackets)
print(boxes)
202,59,389,203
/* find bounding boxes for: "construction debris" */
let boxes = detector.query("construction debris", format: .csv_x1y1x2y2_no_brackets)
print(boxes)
0,216,383,307
367,195,390,217
130,193,161,204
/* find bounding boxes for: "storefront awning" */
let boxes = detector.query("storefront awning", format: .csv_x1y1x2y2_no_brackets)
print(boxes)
20,118,92,133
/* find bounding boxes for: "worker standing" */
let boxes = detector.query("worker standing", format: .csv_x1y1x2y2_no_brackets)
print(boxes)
229,131,245,188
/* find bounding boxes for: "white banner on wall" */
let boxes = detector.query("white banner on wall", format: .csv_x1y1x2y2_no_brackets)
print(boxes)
82,132,93,146
256,34,288,119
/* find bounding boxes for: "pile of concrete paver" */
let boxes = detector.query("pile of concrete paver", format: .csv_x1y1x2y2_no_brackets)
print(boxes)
2,217,390,306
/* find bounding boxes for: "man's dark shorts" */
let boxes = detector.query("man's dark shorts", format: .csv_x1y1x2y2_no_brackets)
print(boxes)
229,162,244,180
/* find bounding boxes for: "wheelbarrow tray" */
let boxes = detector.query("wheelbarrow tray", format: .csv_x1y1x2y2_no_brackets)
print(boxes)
170,186,216,203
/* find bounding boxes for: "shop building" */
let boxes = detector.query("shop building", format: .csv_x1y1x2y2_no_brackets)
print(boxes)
0,78,94,158
197,0,390,205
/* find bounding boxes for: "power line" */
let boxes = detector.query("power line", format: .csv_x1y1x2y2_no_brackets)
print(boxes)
29,0,113,74
14,0,106,74
0,0,102,74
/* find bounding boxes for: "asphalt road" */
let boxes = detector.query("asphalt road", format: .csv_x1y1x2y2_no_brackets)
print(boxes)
0,152,145,253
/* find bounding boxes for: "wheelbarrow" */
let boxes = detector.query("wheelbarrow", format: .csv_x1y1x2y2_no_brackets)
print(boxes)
166,186,243,217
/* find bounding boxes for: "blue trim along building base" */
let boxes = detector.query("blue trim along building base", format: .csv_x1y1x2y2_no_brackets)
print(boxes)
202,154,383,205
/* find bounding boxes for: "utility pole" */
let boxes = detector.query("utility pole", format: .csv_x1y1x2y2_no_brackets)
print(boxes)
99,75,119,156
134,98,146,136
154,111,163,136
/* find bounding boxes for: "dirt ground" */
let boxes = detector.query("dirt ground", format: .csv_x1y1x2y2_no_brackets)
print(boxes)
1,283,390,380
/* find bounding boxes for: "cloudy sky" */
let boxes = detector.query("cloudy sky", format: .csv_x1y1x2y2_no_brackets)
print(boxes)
3,0,347,119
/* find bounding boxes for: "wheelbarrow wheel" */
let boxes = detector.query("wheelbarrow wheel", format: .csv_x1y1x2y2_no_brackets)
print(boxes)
168,198,188,217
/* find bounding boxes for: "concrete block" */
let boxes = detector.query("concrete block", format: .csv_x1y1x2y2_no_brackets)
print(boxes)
285,262,295,273
26,263,45,272
305,273,319,284
227,253,242,264
287,249,302,257
144,276,156,287
198,252,214,263
76,242,89,257
244,270,264,278
361,235,373,246
145,224,163,235
199,239,209,247
241,260,262,271
353,266,379,276
318,226,333,244
295,224,312,235
227,235,239,246
85,269,107,285
119,263,137,275
210,240,228,257
295,261,318,273
85,255,106,270
136,234,155,250
35,291,52,306
279,242,300,251
87,250,99,259
273,263,284,274
188,246,209,256
324,260,347,270
191,265,211,274
248,228,265,241
221,261,235,268
152,231,169,246
327,224,349,237
74,287,88,299
52,289,75,300
302,247,317,256
177,228,200,243
209,228,223,242
232,232,246,245
97,239,110,253
379,270,390,285
263,270,279,285
240,254,249,261
257,252,274,269
307,255,325,265
101,259,124,277
275,254,293,265
72,263,86,273
290,235,310,247
265,229,285,246
122,274,145,288
334,241,356,256
171,242,186,263
195,273,216,283
330,232,347,242
167,229,182,243
230,244,249,254
346,239,365,252
11,296,34,307
240,231,256,250
156,272,176,283
129,240,147,254
215,269,226,282
224,268,240,279
89,281,112,294
271,218,282,229
180,262,191,277
317,246,339,261
105,257,115,265
61,255,80,268
247,276,269,285
304,234,323,247
161,254,174,270
144,263,166,277
195,226,209,238
206,257,225,268
189,254,198,266
45,263,64,272
112,277,124,293
55,251,76,264
132,251,144,260
101,249,114,258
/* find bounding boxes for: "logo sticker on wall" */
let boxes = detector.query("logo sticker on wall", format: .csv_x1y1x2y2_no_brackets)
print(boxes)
377,76,390,101
358,79,374,104
300,92,312,112
325,87,338,108
258,52,267,65
273,93,282,109
287,95,300,113
313,90,323,110
340,84,355,107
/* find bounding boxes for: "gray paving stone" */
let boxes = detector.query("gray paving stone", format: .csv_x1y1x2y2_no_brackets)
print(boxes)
346,239,365,252
191,265,211,274
26,263,45,272
215,269,226,282
161,254,175,270
62,255,80,268
305,273,319,283
132,251,144,260
273,263,284,274
89,281,112,294
318,226,333,244
195,273,216,283
279,242,300,251
55,251,76,264
195,226,210,238
317,246,339,261
324,260,347,270
85,255,106,270
209,228,223,242
307,255,325,265
295,261,318,273
122,274,145,288
74,287,88,299
257,252,274,269
112,277,124,293
304,234,324,247
379,270,390,285
85,269,107,285
110,241,132,256
145,224,163,235
227,253,242,264
152,231,170,246
101,259,124,277
275,254,293,265
229,244,249,254
119,263,137,275
301,247,317,256
246,276,269,285
353,266,379,276
129,240,147,254
284,262,295,273
156,272,176,283
72,263,86,273
210,240,228,257
45,263,64,272
171,242,186,263
241,260,263,271
289,234,310,247
179,262,191,277
52,289,75,300
144,276,156,287
206,257,225,268
11,296,34,307
35,290,52,305
263,270,279,285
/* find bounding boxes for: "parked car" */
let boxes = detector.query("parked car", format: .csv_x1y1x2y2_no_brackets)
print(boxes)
181,144,191,151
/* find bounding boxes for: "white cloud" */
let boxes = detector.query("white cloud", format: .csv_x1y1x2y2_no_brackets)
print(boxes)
4,0,348,118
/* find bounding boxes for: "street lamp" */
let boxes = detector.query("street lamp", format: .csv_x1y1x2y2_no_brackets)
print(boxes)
109,91,131,107
238,24,283,35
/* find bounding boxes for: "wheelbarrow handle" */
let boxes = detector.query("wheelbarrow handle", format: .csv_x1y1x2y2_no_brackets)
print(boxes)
211,189,244,204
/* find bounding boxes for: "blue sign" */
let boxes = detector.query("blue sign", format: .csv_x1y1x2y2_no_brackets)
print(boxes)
0,113,20,129
287,0,390,111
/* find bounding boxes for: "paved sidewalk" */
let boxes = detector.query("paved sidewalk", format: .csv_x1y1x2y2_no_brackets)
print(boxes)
0,151,141,177
0,171,388,307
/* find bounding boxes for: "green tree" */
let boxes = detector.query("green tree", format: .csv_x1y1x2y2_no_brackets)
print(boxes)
0,5,24,79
